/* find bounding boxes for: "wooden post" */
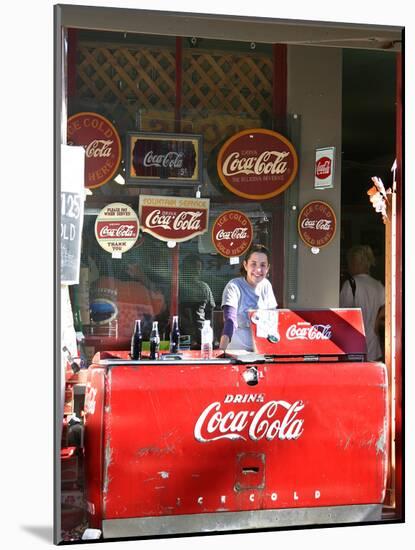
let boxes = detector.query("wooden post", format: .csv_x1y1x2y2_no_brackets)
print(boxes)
271,44,287,306
383,51,402,518
170,37,183,317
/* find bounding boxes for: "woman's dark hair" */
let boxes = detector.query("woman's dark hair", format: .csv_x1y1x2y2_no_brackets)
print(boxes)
240,244,271,277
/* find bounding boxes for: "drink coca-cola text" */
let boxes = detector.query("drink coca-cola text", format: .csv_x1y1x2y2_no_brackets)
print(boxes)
222,150,290,177
194,398,304,442
145,209,202,231
286,323,332,341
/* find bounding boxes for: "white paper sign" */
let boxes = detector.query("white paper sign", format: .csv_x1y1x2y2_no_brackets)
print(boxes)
61,145,85,285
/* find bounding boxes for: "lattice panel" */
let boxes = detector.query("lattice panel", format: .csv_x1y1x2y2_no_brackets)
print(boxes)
75,43,273,125
183,51,273,119
76,44,177,125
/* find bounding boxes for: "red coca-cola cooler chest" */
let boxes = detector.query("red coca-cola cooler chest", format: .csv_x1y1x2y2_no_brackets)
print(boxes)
83,308,388,539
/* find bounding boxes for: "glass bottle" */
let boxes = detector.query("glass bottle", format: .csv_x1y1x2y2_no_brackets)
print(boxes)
150,321,160,360
130,319,143,360
201,320,213,360
169,315,180,354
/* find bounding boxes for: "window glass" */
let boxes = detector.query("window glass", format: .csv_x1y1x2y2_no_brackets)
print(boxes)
68,29,297,353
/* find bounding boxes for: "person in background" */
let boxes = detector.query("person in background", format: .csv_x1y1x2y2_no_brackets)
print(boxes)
340,244,385,361
179,254,216,349
219,244,277,352
91,258,166,339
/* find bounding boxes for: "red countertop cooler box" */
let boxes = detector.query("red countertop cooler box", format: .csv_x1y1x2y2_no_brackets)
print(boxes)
82,308,389,539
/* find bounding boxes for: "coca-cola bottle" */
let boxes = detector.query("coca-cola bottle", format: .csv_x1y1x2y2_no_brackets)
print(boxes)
150,321,160,360
130,319,143,360
169,315,180,354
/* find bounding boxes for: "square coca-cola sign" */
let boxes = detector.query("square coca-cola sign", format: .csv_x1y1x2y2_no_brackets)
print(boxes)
126,132,203,187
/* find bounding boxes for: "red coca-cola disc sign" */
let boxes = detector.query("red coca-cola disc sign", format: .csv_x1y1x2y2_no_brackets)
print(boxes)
67,112,122,189
298,201,337,248
217,128,298,200
212,210,253,258
315,156,332,179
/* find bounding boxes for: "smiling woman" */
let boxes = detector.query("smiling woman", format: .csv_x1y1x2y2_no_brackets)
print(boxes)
219,244,278,352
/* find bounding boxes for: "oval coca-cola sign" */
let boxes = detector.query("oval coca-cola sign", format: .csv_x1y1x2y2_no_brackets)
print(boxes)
212,210,253,258
67,112,122,189
298,201,337,248
95,203,139,255
217,128,298,200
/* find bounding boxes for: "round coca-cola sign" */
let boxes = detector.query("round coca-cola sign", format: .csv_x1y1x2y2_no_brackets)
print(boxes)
315,156,332,180
212,210,253,258
298,201,337,248
67,112,122,189
217,128,298,200
95,203,139,255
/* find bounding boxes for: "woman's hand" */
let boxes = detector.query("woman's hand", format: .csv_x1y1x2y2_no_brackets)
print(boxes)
219,335,230,351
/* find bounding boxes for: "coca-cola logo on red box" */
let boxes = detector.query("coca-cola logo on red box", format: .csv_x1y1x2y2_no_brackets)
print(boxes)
67,112,122,189
217,128,298,200
212,210,253,258
95,203,139,255
298,201,337,248
139,195,209,243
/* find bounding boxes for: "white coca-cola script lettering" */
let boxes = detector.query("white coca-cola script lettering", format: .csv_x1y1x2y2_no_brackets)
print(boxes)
85,140,113,158
143,151,184,169
222,151,290,176
194,399,304,442
286,324,332,340
145,210,202,231
300,218,332,231
99,224,136,238
216,227,248,241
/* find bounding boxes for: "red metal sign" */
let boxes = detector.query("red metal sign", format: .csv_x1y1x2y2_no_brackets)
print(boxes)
95,203,139,255
249,308,367,356
316,157,332,179
298,200,337,248
212,210,253,258
217,128,298,200
138,195,209,242
314,147,335,189
67,112,122,189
